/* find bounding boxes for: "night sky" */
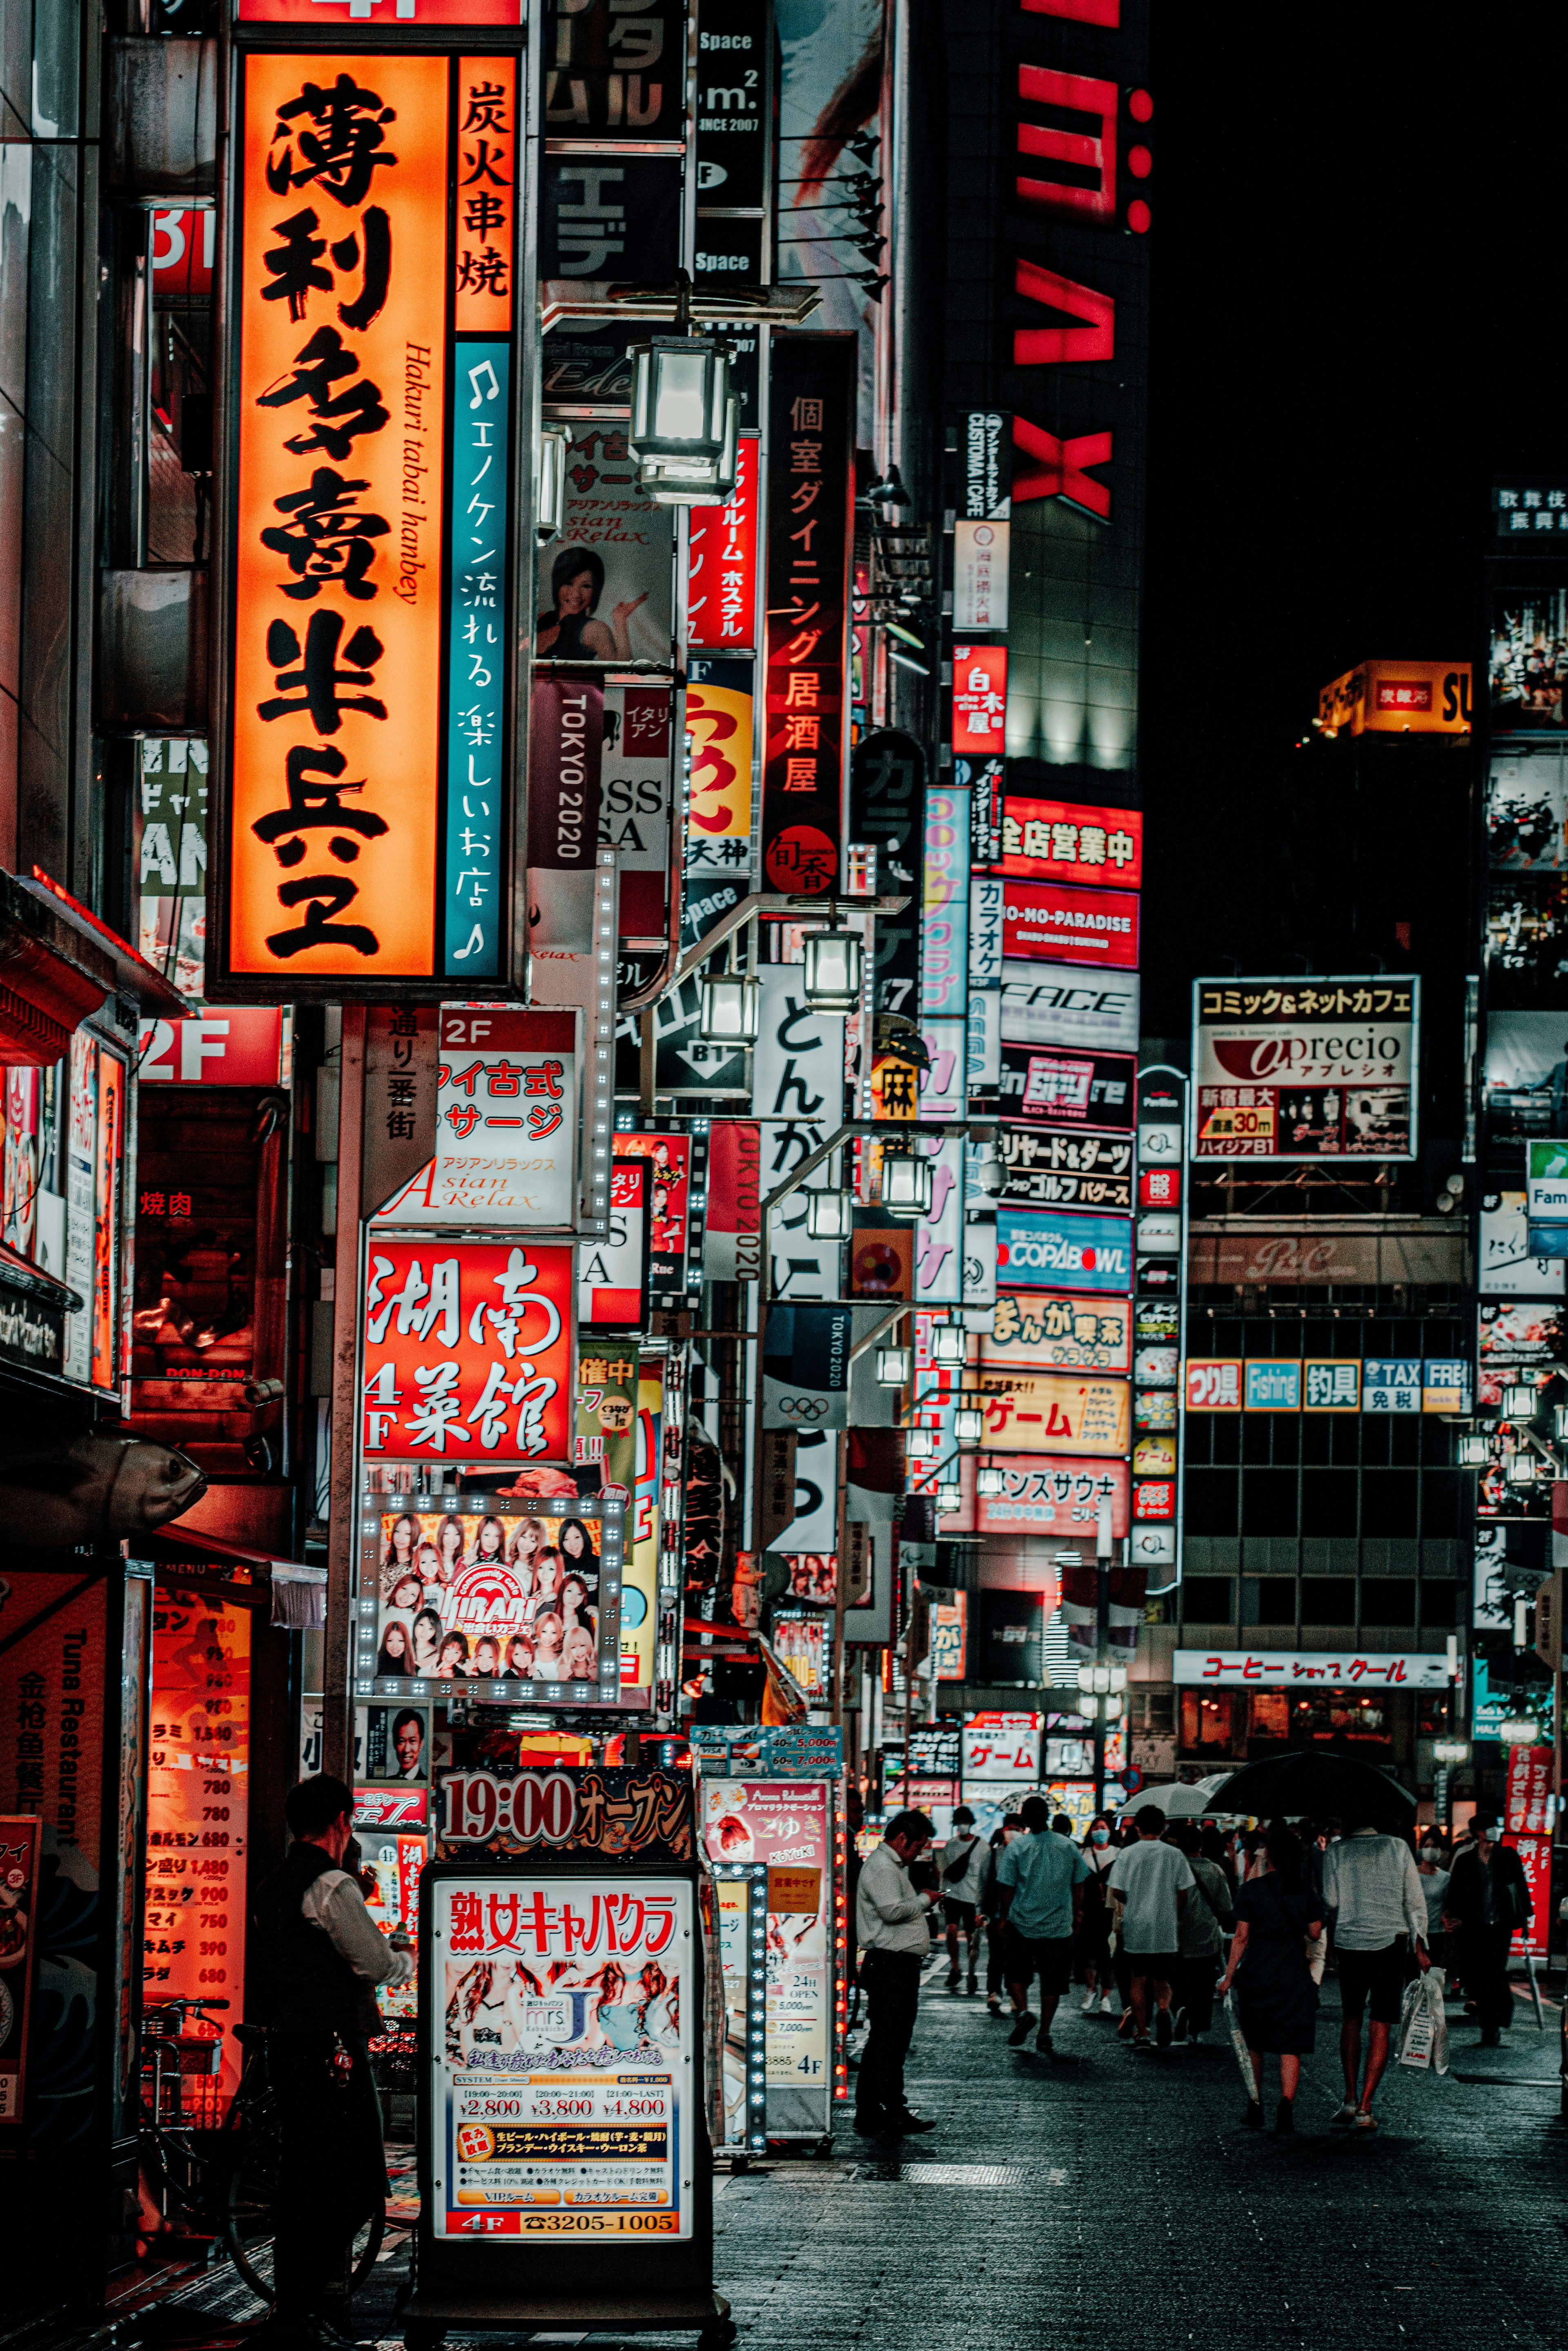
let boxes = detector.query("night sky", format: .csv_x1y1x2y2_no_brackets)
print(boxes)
1139,1,1568,1043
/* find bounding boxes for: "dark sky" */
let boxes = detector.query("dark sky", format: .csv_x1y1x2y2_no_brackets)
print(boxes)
1139,0,1568,1040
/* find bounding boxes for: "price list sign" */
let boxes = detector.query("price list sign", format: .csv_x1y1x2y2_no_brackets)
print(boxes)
146,1592,251,2105
430,1871,693,2239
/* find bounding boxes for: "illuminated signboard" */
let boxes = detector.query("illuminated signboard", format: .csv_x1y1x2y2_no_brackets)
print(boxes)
361,1239,574,1464
996,797,1141,890
951,644,1008,756
1001,879,1139,970
688,433,759,651
1191,976,1419,1162
224,50,520,989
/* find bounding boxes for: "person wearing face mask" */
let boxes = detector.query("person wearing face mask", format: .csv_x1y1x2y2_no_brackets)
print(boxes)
1416,1834,1451,1972
1443,1812,1530,2046
1076,1815,1118,2016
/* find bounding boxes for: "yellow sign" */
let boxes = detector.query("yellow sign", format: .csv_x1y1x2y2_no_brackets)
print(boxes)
976,1370,1130,1455
1316,659,1472,738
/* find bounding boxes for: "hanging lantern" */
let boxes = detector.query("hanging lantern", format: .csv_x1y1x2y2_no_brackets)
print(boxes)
1455,1431,1490,1466
906,1428,938,1461
628,323,734,504
806,1189,852,1241
976,1463,1004,1498
931,1322,966,1369
699,972,761,1044
881,1147,932,1218
875,1345,911,1388
1503,1382,1538,1420
937,1481,962,1515
802,928,863,1013
953,1405,983,1446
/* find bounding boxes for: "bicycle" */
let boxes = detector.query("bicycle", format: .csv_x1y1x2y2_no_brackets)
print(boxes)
139,1993,235,2234
223,2021,385,2305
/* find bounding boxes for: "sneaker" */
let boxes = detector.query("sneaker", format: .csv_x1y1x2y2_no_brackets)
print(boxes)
1354,2110,1379,2134
1329,2102,1357,2130
1099,1994,1114,2014
1007,2010,1036,2047
889,2111,938,2134
1154,2007,1173,2049
1079,1991,1098,2013
946,1973,960,1993
987,1994,1002,2014
1274,2100,1294,2135
1241,2101,1263,2129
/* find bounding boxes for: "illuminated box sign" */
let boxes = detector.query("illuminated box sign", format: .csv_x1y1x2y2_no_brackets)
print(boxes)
242,0,521,16
761,336,853,897
1526,1138,1568,1257
974,1455,1129,1539
1316,660,1472,738
1494,485,1568,538
996,797,1141,890
433,1006,578,1224
1002,880,1139,969
998,1044,1134,1132
951,644,1009,754
1423,1358,1471,1414
1244,1360,1299,1412
996,1207,1132,1294
1192,976,1418,1161
225,50,519,989
1363,1358,1421,1413
137,1008,285,1086
986,1289,1132,1374
361,1239,573,1462
976,1369,1130,1456
1185,1359,1241,1411
996,1126,1132,1213
152,207,213,298
1134,1480,1174,1521
1175,1650,1452,1690
688,433,759,651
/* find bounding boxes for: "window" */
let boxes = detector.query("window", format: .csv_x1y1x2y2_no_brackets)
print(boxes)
1241,1468,1298,1535
1185,1469,1238,1537
1419,1581,1457,1628
1301,1576,1356,1624
1243,1578,1296,1626
1361,1472,1418,1537
1180,1691,1234,1752
1363,1579,1416,1623
1301,1470,1357,1535
1180,1575,1234,1622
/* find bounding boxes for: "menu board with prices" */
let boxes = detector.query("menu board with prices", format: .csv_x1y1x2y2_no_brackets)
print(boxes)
700,1781,831,2137
146,1591,250,2107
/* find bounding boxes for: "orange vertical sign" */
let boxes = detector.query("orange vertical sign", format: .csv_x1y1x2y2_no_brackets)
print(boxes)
453,57,516,333
230,54,449,979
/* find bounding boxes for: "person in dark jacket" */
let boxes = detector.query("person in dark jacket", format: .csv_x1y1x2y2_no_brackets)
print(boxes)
250,1773,412,2340
1443,1811,1531,2046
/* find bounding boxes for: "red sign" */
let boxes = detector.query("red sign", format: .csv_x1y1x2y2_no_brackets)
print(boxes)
1374,679,1432,712
1138,1167,1180,1208
951,644,1009,753
689,434,759,651
973,1454,1129,1537
612,1130,694,1300
354,1785,430,1829
151,207,214,298
998,796,1140,888
362,1239,573,1462
1186,1359,1242,1410
1504,1831,1550,1958
0,1815,40,2129
1134,1480,1175,1520
137,1008,284,1085
1001,879,1140,967
762,339,854,896
240,0,521,18
1505,1744,1553,1834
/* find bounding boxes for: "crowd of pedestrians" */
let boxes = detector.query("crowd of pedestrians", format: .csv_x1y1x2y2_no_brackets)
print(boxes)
852,1797,1532,2142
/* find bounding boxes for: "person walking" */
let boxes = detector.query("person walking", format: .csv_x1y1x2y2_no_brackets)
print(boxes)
1169,1821,1233,2044
1076,1813,1118,2015
982,1817,1023,2014
995,1795,1090,2057
938,1806,991,1994
855,1807,941,2137
1107,1803,1195,2050
1416,1831,1452,1974
1216,1824,1325,2134
1322,1817,1430,2131
249,1773,413,2343
1443,1811,1530,2047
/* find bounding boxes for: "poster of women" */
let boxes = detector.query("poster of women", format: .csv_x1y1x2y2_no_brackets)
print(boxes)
535,427,674,665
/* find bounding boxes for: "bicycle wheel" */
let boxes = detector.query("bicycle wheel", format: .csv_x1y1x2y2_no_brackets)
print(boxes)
224,2105,385,2304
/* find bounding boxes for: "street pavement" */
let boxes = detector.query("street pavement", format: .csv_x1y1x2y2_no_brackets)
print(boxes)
8,1962,1566,2351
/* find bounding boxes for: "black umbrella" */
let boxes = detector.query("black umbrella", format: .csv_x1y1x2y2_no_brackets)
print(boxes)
1208,1749,1416,1831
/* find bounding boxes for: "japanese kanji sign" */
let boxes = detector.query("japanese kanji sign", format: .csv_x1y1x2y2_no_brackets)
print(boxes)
432,1005,578,1222
984,1286,1133,1374
688,431,759,651
685,662,755,867
1174,1650,1452,1690
995,796,1141,890
362,1239,573,1461
951,644,1009,756
762,335,854,897
1192,976,1419,1161
973,1455,1129,1539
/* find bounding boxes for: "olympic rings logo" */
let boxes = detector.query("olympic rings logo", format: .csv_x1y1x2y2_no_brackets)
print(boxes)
775,1395,831,1422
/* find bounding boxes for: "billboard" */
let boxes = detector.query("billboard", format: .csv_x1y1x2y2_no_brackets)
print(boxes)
368,1504,613,1693
1526,1140,1568,1257
985,1289,1132,1374
1483,1010,1568,1140
1001,879,1139,969
996,1127,1133,1213
361,1240,574,1464
995,798,1141,890
995,1207,1133,1294
1192,977,1418,1160
973,1457,1129,1540
1000,966,1139,1053
1316,660,1471,738
998,1044,1134,1132
1478,1191,1564,1298
951,645,1008,755
975,1369,1130,1455
1491,590,1568,735
1488,753,1568,870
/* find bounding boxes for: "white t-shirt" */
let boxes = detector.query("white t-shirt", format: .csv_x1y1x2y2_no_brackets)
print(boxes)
1107,1838,1196,1954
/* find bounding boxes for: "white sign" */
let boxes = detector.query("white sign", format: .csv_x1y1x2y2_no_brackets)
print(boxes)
1173,1649,1452,1690
751,965,843,1301
414,1006,579,1226
430,1871,693,2242
1000,965,1140,1053
960,1715,1040,1781
1480,1193,1565,1298
953,519,1009,633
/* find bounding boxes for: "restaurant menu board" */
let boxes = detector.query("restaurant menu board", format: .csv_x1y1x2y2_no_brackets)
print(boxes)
430,1871,694,2239
361,1497,623,1705
701,1780,831,2135
0,1815,40,2124
146,1593,250,2106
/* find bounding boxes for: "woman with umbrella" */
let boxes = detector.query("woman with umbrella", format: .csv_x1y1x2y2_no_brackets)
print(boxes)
1215,1824,1325,2134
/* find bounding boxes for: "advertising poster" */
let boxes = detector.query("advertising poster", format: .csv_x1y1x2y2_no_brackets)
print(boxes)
985,1288,1133,1374
1192,977,1418,1161
1001,880,1140,970
960,1715,1040,1782
1486,876,1568,999
369,1504,613,1695
362,1240,574,1465
973,1457,1129,1539
1000,966,1140,1054
995,798,1140,889
1483,1010,1568,1140
995,1207,1134,1294
1479,1191,1564,1298
1526,1139,1568,1256
685,662,755,868
703,1122,761,1283
976,1369,1130,1455
772,1615,826,1696
601,683,674,938
1487,753,1568,869
431,1871,694,2239
360,1702,430,1782
701,1780,830,2131
432,1007,578,1224
951,645,1008,754
612,1130,703,1307
1490,589,1568,734
998,1044,1135,1133
996,1129,1134,1213
536,427,675,661
361,1827,425,2021
137,737,210,997
922,793,971,1021
0,1816,41,2126
1478,1301,1564,1408
146,1593,251,2106
575,1342,638,1494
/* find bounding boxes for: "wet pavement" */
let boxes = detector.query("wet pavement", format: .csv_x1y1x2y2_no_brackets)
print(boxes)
9,1961,1568,2351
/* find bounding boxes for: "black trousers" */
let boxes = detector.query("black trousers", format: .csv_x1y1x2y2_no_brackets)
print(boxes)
268,2029,387,2318
857,1949,923,2123
1453,1923,1515,2032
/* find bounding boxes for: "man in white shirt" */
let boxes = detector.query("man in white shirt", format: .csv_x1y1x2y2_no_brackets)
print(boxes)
938,1806,991,1994
855,1808,940,2137
1322,1820,1429,2130
1107,1804,1195,2049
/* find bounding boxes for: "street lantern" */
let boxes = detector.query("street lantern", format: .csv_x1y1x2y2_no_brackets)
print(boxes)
906,1428,938,1461
1503,1381,1538,1419
628,289,735,504
802,928,864,1012
937,1480,962,1515
1455,1432,1490,1467
1432,1739,1470,1765
699,972,760,1045
931,1322,967,1369
1506,1451,1537,1483
880,1146,932,1218
806,1189,852,1241
953,1405,983,1446
976,1462,1003,1497
875,1344,911,1388
536,425,569,541
1077,1662,1128,1695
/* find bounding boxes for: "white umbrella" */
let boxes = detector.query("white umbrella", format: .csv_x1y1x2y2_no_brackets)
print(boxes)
1110,1772,1235,1821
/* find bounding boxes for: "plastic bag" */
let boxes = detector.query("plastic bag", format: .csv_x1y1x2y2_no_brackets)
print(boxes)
1223,1989,1257,2100
1397,1968,1449,2075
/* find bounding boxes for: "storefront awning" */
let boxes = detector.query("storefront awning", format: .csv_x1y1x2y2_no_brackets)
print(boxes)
0,865,185,1062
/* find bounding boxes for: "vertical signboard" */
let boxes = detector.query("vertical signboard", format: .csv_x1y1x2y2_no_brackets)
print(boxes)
761,336,855,897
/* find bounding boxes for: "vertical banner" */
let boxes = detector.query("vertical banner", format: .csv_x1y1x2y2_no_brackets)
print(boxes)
761,335,855,896
229,54,451,981
688,433,760,651
921,785,970,1018
849,729,924,1018
686,660,755,879
528,675,604,951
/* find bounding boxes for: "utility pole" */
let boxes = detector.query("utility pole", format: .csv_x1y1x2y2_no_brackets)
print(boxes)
1093,1495,1111,1817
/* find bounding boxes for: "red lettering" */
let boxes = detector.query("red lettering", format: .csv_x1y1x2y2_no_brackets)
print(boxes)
1021,0,1118,18
1016,66,1117,222
1013,259,1114,366
1011,416,1112,520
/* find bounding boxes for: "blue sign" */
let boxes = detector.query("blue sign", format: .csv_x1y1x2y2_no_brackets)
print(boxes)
995,1207,1133,1293
443,341,511,976
1245,1359,1301,1410
1364,1357,1422,1413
